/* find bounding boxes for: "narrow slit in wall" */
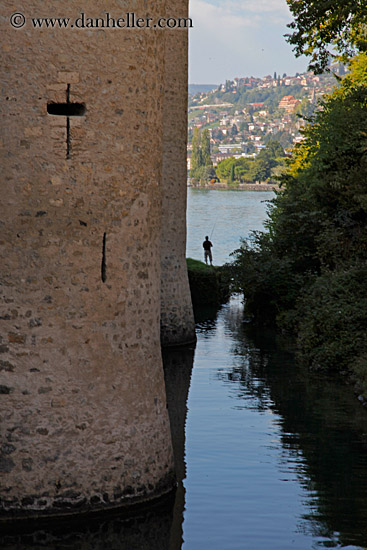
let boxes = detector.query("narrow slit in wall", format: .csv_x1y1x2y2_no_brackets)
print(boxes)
66,116,71,159
101,233,107,283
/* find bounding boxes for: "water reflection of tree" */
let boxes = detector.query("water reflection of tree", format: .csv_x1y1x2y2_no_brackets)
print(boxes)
218,302,367,549
192,304,221,335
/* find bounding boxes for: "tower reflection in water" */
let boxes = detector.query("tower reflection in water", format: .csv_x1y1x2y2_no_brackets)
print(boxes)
0,346,195,550
162,345,195,550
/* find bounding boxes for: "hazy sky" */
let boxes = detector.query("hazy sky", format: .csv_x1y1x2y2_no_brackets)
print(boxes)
188,0,308,84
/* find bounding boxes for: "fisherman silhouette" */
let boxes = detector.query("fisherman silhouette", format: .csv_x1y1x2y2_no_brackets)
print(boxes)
203,236,213,265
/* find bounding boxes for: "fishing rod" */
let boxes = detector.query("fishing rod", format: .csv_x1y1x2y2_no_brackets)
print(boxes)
209,219,217,240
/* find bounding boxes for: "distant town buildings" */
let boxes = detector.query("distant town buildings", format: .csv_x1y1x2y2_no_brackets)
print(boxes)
188,69,337,167
278,95,301,113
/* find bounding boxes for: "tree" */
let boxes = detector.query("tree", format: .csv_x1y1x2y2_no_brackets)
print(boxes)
190,128,216,183
229,163,235,183
246,141,256,154
295,97,315,119
286,0,367,73
231,124,238,136
264,140,284,159
265,130,293,150
216,157,253,183
195,165,216,183
201,129,212,166
212,128,224,140
235,158,252,182
251,152,274,182
248,140,285,182
216,157,235,181
230,53,367,387
191,128,202,172
225,80,233,92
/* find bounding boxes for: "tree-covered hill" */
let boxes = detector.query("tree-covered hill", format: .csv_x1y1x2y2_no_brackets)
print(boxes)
198,84,308,113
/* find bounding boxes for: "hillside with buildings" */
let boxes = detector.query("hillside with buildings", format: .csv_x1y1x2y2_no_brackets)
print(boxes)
187,69,342,176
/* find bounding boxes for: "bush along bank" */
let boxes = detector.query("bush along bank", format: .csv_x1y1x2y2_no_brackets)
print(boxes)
229,53,367,403
186,258,231,309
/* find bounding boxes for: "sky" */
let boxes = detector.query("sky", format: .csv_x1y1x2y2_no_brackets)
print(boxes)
188,0,308,84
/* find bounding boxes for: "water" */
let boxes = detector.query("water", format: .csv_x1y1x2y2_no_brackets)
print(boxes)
187,188,273,264
181,297,367,549
2,190,367,549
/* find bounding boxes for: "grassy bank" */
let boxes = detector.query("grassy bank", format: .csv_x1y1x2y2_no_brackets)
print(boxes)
186,258,230,308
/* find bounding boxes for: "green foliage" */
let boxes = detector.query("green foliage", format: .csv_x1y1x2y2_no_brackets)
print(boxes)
295,265,367,375
229,163,235,183
251,141,285,182
231,124,238,136
191,128,202,172
203,84,308,113
186,258,230,307
201,129,212,166
186,257,212,273
234,158,252,182
190,128,215,182
286,0,367,73
230,53,367,389
216,140,286,183
229,234,306,321
215,157,233,181
295,97,316,119
264,130,293,149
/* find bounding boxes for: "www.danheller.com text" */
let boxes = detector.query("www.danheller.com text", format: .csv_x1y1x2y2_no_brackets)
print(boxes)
9,12,193,30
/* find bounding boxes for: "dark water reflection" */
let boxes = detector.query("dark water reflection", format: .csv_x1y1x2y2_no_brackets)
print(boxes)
239,327,367,547
0,348,194,550
162,346,195,550
0,502,174,550
2,297,367,549
185,296,367,549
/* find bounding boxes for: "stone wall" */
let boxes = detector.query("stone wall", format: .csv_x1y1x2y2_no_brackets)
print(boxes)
160,0,196,347
0,0,175,517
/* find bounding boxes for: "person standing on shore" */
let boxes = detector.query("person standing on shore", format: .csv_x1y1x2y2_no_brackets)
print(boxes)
203,236,213,266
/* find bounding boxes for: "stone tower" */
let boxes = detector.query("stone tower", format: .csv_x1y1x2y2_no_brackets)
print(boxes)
160,0,196,347
1,0,176,516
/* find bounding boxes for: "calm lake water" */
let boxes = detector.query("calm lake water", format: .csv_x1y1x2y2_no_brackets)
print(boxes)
3,190,367,550
187,188,273,264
